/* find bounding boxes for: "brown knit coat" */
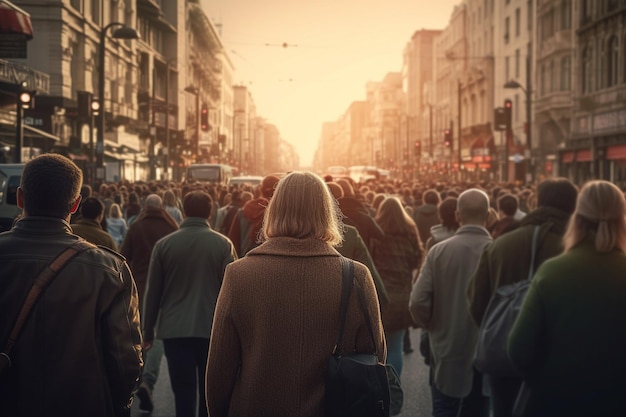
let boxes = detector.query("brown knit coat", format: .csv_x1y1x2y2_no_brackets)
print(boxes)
206,237,387,417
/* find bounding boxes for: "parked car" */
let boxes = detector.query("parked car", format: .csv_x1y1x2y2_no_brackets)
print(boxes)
0,164,24,232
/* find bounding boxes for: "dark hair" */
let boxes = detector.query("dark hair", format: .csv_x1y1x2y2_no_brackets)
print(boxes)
20,154,82,218
80,197,105,220
183,191,212,219
537,178,578,214
423,189,441,205
439,197,459,230
497,194,518,216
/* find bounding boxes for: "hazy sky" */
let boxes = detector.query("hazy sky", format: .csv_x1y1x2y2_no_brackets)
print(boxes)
205,0,461,167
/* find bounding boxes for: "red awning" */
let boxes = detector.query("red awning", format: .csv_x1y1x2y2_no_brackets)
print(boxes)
0,1,33,39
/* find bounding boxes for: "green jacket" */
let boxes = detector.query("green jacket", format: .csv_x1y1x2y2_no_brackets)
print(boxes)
142,217,237,341
71,218,118,251
508,240,626,416
335,224,389,305
467,206,571,326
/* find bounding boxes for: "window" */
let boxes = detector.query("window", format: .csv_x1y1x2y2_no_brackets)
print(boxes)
505,56,510,81
561,0,571,30
561,56,571,90
70,0,82,11
515,49,520,78
91,0,100,26
598,39,606,90
515,8,521,37
541,64,546,95
608,35,619,87
582,47,593,93
550,59,557,92
504,16,510,42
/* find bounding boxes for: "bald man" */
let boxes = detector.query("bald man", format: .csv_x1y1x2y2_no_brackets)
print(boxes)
410,189,492,417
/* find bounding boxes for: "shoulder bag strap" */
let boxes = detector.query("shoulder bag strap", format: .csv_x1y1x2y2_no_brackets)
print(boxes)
354,276,380,355
333,256,353,355
527,225,541,281
2,240,95,357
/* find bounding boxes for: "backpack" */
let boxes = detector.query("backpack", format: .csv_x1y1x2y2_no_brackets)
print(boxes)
473,226,540,377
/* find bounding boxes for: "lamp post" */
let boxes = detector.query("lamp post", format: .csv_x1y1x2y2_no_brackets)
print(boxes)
504,57,532,183
184,86,200,161
95,22,139,180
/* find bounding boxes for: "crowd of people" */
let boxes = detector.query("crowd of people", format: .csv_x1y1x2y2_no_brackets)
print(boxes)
1,153,626,417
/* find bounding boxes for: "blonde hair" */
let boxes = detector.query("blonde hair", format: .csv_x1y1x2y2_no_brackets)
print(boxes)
163,189,177,207
261,171,343,245
109,203,123,219
563,180,626,253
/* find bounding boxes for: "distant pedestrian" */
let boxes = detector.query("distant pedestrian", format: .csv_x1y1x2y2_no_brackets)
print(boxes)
107,203,127,247
227,175,280,257
120,193,179,412
206,171,385,417
143,191,237,417
371,196,422,376
163,189,183,225
411,188,492,417
508,180,626,417
71,196,118,250
413,189,441,246
0,154,142,417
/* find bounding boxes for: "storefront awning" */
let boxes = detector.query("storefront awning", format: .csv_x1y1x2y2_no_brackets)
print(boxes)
0,1,33,39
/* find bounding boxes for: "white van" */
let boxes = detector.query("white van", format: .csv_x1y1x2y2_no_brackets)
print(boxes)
0,164,24,232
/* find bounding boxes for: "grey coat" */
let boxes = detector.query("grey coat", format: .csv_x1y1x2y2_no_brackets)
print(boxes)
410,225,492,398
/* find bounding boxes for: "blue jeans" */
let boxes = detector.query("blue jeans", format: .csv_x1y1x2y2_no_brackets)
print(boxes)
431,368,489,417
163,337,209,417
386,329,406,376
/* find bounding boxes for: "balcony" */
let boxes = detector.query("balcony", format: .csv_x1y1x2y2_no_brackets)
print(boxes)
0,59,49,93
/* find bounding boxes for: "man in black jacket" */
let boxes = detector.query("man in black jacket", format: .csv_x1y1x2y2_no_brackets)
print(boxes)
0,154,142,417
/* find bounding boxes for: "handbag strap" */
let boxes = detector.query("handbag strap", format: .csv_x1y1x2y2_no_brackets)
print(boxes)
333,257,378,355
2,239,95,356
527,226,540,281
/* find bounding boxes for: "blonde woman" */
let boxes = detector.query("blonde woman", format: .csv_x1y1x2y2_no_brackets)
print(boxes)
206,171,386,417
106,203,127,247
508,180,626,417
163,189,183,224
371,196,422,376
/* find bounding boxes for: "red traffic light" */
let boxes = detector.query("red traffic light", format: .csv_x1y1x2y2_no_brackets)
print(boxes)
504,99,512,109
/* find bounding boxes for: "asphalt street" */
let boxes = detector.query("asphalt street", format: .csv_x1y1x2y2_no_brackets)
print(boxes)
132,328,433,417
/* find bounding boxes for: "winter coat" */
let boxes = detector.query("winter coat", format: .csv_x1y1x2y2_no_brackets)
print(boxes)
508,240,626,417
413,203,440,245
71,218,118,250
410,225,492,398
119,206,178,307
142,217,237,342
0,217,142,417
227,197,267,257
335,224,389,305
337,196,384,250
371,230,422,332
206,237,386,417
467,206,571,326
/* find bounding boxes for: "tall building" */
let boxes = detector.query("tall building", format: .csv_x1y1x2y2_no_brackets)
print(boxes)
565,0,626,187
534,0,574,180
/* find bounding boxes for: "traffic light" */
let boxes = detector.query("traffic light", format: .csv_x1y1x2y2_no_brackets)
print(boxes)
443,129,452,147
18,90,35,109
77,90,92,120
414,140,421,156
200,104,209,131
504,99,512,130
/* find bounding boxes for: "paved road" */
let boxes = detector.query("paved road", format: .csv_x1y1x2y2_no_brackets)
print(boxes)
132,328,433,417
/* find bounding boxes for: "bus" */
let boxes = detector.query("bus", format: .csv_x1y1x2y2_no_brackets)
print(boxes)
185,164,233,185
348,165,379,184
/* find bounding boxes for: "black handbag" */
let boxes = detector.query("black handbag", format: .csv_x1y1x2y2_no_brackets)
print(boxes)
324,257,392,417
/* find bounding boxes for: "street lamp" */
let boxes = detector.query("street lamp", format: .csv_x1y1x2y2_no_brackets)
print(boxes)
95,22,139,180
503,57,533,183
